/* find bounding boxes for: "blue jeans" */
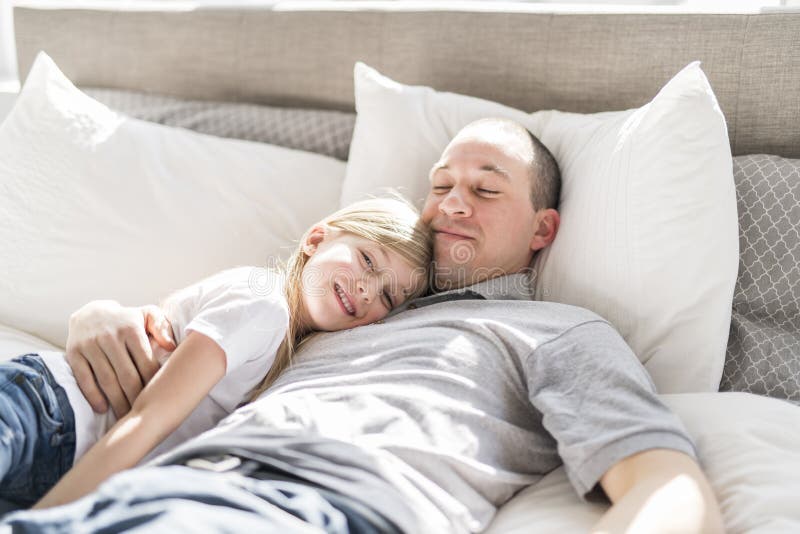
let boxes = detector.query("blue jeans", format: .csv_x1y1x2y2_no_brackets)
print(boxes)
0,354,75,507
2,466,396,533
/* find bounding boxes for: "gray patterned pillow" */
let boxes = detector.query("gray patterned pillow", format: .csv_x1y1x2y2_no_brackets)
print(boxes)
720,155,800,402
84,88,355,161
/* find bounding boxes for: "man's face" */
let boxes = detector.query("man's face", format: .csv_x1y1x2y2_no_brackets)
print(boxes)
421,126,542,290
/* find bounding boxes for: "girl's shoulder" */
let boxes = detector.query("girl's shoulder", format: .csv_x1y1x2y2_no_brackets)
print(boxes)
176,266,288,324
186,266,289,349
199,266,285,301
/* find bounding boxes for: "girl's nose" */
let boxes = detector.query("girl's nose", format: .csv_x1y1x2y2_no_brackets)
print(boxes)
356,278,373,304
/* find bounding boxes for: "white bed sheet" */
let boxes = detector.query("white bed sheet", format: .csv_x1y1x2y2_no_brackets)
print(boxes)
1,324,798,533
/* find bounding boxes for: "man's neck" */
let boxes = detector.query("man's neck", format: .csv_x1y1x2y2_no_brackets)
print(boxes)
432,271,536,301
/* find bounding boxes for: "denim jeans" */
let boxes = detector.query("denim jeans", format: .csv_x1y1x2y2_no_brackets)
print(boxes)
2,466,395,533
0,354,75,507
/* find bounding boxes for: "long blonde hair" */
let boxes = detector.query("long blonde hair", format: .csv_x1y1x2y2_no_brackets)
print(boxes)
247,197,432,401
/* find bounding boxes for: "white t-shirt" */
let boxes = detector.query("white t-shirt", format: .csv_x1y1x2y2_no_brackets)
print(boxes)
40,266,288,464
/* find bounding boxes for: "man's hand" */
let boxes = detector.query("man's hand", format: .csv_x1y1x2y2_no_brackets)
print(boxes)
65,300,176,418
593,449,724,534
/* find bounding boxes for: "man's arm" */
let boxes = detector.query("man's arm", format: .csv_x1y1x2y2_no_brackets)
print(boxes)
66,300,176,417
592,449,724,534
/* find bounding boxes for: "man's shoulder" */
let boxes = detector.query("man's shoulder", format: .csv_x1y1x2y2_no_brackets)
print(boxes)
485,298,607,326
411,293,608,326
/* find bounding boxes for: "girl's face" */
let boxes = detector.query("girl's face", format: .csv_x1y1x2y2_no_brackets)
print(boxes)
299,228,426,332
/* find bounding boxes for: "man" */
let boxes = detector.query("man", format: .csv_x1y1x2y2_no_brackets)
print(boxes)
6,119,723,533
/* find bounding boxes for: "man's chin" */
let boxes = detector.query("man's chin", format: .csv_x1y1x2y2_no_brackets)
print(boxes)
432,261,490,292
432,260,515,291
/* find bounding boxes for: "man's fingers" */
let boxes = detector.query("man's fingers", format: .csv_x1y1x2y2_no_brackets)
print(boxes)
82,342,131,419
96,334,144,410
65,348,108,414
64,300,165,415
126,329,160,385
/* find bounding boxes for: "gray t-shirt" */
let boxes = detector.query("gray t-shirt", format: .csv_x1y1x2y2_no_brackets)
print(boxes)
155,274,696,534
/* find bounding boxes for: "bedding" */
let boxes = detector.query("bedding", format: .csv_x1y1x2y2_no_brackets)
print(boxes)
84,88,355,161
342,61,738,395
0,52,345,348
486,392,800,534
720,155,800,402
0,91,14,123
0,323,59,360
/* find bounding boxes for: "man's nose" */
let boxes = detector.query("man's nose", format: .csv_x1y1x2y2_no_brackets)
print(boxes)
439,188,472,217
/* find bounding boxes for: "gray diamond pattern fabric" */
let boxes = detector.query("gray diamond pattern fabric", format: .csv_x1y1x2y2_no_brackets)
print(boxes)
84,88,355,161
720,155,800,402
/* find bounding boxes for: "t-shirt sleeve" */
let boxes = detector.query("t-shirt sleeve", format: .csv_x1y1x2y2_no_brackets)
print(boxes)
162,266,288,375
524,320,697,500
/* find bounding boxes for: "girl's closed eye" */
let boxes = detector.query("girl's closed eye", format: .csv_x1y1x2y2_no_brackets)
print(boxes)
381,288,394,310
361,251,375,271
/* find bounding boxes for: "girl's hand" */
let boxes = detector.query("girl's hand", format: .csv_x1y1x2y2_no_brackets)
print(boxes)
146,310,177,365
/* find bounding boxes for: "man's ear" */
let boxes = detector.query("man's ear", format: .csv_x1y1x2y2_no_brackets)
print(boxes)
529,208,560,252
302,225,328,256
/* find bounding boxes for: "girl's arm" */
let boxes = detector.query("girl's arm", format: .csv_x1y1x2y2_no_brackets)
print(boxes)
34,330,226,509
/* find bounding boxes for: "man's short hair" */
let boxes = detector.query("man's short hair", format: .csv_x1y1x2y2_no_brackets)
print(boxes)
525,129,561,211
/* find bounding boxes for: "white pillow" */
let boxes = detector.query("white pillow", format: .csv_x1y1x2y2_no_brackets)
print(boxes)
343,62,738,393
0,89,15,124
485,393,800,533
0,52,345,348
0,323,60,362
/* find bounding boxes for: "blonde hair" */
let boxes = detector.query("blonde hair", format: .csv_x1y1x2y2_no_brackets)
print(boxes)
247,196,432,401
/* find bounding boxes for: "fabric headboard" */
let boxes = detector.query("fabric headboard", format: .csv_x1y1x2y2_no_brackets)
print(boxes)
13,3,800,158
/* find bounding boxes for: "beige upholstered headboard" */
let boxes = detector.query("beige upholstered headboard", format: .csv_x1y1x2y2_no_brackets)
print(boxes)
13,3,800,158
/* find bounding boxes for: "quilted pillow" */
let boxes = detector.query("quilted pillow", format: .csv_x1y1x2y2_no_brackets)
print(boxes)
720,155,800,402
84,88,355,161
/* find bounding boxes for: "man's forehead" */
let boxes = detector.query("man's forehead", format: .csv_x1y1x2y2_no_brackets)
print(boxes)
430,159,511,182
446,124,531,159
433,134,531,175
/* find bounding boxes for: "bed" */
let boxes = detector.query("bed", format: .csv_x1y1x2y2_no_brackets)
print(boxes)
2,2,800,532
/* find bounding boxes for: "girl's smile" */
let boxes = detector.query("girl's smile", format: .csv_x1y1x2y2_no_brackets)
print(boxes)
299,228,426,332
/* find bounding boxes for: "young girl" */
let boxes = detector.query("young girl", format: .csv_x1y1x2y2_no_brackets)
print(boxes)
0,197,431,510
